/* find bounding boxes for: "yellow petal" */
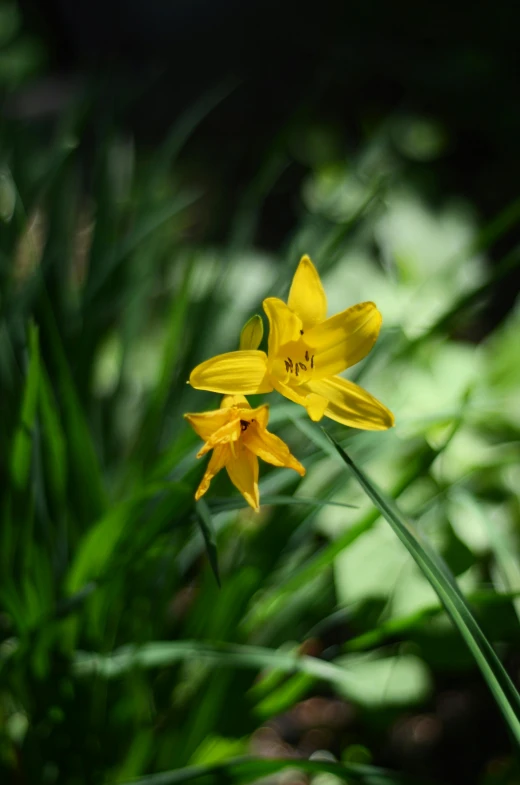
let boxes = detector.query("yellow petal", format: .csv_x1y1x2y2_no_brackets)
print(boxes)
263,298,303,357
242,403,269,430
308,375,394,430
184,409,233,442
305,302,382,378
190,351,272,394
221,394,250,409
239,314,264,350
243,422,305,476
287,255,327,329
197,417,241,456
273,379,328,422
273,378,308,406
195,444,229,500
225,442,260,511
304,391,329,421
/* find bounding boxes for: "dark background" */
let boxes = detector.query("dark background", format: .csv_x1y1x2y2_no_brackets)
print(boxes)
15,0,520,333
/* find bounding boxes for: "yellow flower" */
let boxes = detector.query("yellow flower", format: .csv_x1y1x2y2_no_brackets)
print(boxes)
185,394,305,512
189,255,394,430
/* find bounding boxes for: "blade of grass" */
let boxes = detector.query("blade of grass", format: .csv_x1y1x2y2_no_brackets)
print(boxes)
38,362,67,510
209,494,358,513
318,174,391,270
65,481,192,595
116,755,418,785
73,640,361,694
324,430,520,747
148,79,239,188
39,290,107,525
245,434,449,633
130,257,194,469
83,191,200,303
195,500,220,587
344,589,520,653
10,321,39,489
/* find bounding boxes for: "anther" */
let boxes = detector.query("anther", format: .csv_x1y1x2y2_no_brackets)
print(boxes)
305,350,309,361
298,362,307,371
300,329,304,335
310,355,315,369
240,420,250,431
295,365,299,377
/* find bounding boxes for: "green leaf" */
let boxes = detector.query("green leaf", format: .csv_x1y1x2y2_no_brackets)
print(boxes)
195,500,220,587
132,259,194,467
0,168,16,222
40,292,107,524
335,654,431,708
209,495,357,513
253,672,314,718
246,436,445,633
10,322,39,489
116,755,418,785
38,363,67,507
148,80,238,189
65,483,179,594
84,193,199,303
346,589,520,653
65,503,133,595
73,640,361,695
324,430,520,747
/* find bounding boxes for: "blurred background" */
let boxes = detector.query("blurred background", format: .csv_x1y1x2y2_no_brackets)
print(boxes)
2,1,520,783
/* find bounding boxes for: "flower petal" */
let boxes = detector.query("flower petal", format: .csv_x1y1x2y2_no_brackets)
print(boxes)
243,403,270,430
197,417,241,456
304,391,329,421
263,298,303,357
195,444,230,500
226,442,260,511
287,255,327,329
190,351,272,394
272,378,308,406
221,394,250,409
243,422,305,476
273,379,328,422
305,302,382,378
308,375,394,430
184,409,233,442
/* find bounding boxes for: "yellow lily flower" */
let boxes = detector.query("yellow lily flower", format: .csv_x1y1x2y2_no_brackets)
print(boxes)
189,255,394,430
185,394,305,511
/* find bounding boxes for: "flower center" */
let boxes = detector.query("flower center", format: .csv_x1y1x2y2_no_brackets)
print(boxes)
274,338,315,386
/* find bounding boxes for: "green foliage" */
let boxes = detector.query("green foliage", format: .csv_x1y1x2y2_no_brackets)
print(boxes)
325,433,520,742
1,75,520,785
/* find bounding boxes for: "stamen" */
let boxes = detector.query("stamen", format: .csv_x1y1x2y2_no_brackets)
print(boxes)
284,360,291,373
310,355,314,369
298,362,307,371
305,350,309,361
295,365,299,377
